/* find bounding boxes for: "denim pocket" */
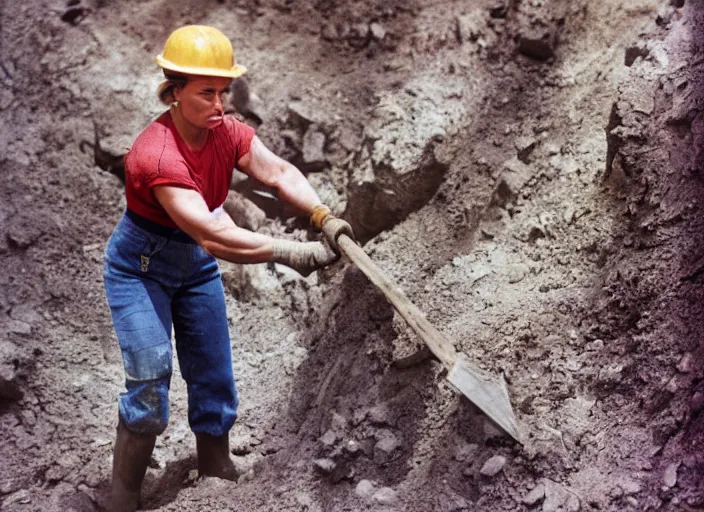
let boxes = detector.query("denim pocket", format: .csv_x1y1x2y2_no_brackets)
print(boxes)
105,217,168,274
139,237,169,273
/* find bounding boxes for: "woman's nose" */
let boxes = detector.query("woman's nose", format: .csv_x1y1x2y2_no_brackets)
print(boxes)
214,93,224,111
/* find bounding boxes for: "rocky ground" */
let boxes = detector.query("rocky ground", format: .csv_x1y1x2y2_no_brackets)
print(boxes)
1,0,703,511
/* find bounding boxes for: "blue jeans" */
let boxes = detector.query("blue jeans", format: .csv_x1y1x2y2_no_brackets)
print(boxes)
103,211,238,437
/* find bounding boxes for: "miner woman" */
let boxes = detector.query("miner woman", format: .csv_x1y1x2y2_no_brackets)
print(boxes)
103,25,354,511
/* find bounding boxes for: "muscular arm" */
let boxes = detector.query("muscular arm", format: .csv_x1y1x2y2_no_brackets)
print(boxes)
237,136,322,215
153,136,325,265
153,186,275,263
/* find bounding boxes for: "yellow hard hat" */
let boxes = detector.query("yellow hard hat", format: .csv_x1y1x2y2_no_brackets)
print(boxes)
156,25,247,78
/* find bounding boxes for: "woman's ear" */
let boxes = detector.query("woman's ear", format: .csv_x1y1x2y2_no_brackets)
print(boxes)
172,86,182,103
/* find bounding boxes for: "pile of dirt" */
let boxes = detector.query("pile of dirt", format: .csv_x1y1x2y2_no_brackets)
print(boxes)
1,0,702,511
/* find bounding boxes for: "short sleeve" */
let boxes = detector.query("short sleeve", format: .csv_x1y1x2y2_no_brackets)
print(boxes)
223,116,256,163
148,157,199,192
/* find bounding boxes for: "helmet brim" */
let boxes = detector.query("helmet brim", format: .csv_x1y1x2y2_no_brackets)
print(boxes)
156,54,247,79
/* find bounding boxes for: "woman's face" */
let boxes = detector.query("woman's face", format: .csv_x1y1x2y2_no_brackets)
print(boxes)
173,75,232,130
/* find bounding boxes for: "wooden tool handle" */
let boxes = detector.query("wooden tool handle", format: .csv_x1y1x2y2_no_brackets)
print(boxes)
337,234,457,369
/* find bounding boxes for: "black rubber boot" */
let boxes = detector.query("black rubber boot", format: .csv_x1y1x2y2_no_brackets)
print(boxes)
195,433,240,481
109,419,157,512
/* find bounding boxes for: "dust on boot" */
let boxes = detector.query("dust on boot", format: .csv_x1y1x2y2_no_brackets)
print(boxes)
195,433,242,481
110,419,157,512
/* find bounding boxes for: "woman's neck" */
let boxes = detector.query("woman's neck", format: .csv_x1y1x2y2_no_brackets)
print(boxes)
170,107,208,151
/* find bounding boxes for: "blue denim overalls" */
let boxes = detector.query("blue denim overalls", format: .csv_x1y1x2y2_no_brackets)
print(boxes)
104,210,238,436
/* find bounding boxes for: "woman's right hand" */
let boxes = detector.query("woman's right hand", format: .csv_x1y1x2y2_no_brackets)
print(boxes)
269,239,338,277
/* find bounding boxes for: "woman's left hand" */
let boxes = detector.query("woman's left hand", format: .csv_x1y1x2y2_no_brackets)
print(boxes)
321,217,356,253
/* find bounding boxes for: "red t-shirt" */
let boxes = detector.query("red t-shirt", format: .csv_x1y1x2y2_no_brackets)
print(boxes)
124,112,256,228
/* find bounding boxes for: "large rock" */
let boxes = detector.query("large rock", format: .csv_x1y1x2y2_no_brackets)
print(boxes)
341,81,461,242
301,126,327,172
287,101,323,132
223,191,266,232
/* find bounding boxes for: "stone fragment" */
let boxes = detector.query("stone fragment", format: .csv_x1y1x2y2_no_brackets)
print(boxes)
7,216,45,249
666,377,679,393
46,464,69,482
526,223,547,243
598,364,624,384
0,88,13,110
492,156,532,207
321,23,339,41
82,243,101,253
677,352,693,373
347,23,371,47
313,458,336,476
506,264,528,284
60,6,87,25
301,126,327,171
515,136,537,163
320,429,337,447
229,77,265,124
352,408,368,426
344,439,360,454
663,462,679,488
331,412,348,431
6,319,31,335
287,102,319,130
624,45,650,67
691,391,704,414
455,12,485,43
517,29,555,61
544,143,561,156
368,404,392,426
563,206,576,224
373,430,400,464
230,434,253,456
454,442,478,462
373,487,398,506
620,479,641,495
489,2,508,18
552,156,580,175
656,4,679,26
370,23,386,40
355,479,376,499
0,339,20,369
523,483,545,506
480,455,506,476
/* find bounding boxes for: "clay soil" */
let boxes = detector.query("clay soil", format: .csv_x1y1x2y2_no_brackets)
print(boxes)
1,0,704,511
